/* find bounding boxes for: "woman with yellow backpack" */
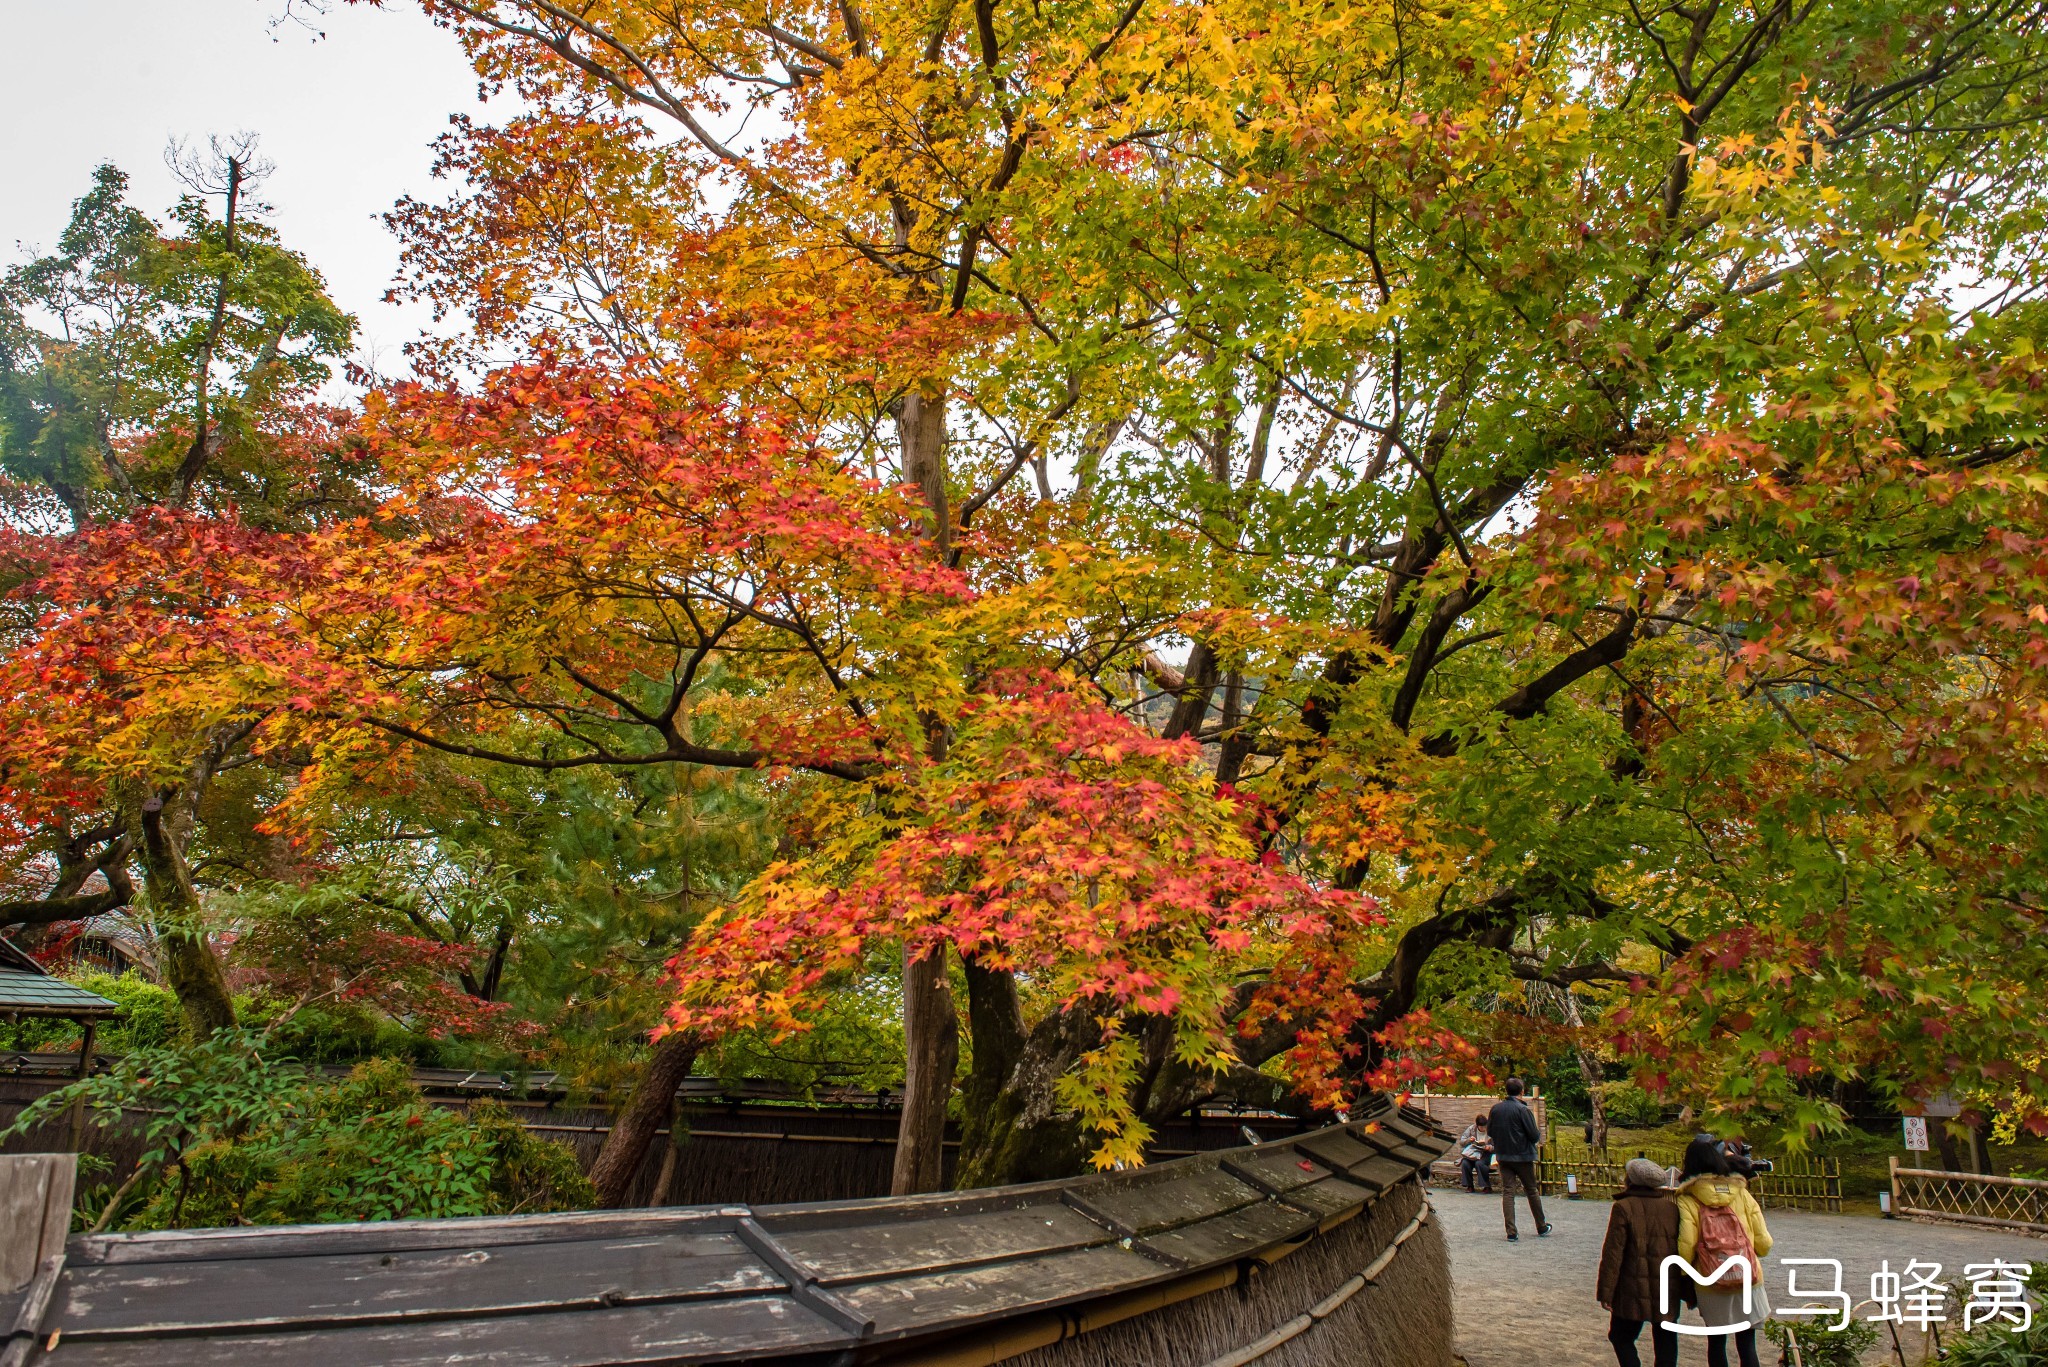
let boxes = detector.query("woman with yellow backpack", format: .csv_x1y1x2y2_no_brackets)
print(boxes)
1674,1134,1774,1367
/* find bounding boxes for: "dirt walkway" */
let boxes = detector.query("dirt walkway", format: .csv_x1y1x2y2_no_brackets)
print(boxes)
1433,1183,2044,1365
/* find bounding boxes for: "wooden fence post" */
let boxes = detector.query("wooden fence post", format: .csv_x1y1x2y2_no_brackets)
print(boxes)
1,1153,74,1292
1887,1155,1899,1218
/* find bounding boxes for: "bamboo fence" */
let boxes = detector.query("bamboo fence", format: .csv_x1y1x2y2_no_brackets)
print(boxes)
1889,1156,2048,1235
1537,1144,1841,1211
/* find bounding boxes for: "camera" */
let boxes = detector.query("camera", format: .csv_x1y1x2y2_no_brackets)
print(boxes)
1726,1139,1774,1176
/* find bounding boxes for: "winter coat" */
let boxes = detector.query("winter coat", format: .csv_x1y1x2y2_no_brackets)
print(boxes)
1673,1174,1773,1265
1597,1185,1680,1321
1456,1122,1493,1157
1486,1097,1544,1163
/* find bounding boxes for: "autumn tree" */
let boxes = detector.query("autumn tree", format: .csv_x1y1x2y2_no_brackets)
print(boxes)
342,0,1402,1192
23,0,2035,1199
1136,0,2048,1134
361,0,1226,1190
0,146,357,1036
286,0,2048,1191
240,329,1379,1195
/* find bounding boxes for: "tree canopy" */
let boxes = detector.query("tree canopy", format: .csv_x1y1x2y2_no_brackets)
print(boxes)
4,0,2047,1204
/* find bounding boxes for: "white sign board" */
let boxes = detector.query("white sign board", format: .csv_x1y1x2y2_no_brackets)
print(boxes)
1903,1117,1929,1151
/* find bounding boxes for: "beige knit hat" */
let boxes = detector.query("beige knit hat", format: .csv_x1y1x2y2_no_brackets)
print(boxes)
1626,1157,1674,1189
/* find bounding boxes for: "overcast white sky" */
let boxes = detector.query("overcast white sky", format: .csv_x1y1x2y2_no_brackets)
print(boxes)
1,0,485,375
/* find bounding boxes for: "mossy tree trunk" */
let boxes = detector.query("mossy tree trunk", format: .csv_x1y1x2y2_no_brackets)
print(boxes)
119,748,238,1039
954,968,1316,1190
954,961,1091,1189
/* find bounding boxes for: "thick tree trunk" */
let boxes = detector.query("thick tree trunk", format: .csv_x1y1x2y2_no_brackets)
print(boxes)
590,1029,699,1208
954,962,1091,1189
129,791,235,1038
1215,672,1253,785
1161,641,1218,741
952,977,1309,1188
891,945,959,1194
650,1134,681,1207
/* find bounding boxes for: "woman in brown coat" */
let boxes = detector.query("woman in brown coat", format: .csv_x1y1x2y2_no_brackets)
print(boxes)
1597,1157,1680,1367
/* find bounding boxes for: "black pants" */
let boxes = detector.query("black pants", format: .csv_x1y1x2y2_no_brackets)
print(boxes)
1460,1155,1493,1191
1607,1315,1676,1367
1705,1327,1760,1367
1497,1158,1546,1235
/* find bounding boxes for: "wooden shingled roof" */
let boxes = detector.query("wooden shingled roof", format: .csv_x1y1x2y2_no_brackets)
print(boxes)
0,939,120,1020
2,1103,1450,1367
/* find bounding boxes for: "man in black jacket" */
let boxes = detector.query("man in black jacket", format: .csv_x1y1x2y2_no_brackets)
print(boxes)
1487,1077,1551,1241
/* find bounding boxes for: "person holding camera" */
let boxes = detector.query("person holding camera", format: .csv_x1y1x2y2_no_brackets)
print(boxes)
1722,1137,1774,1178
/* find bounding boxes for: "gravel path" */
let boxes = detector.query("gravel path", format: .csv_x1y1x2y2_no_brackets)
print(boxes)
1432,1184,2045,1366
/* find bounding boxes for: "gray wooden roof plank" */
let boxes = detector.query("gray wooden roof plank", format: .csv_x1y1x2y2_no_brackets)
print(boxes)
66,1207,752,1266
50,1232,780,1338
731,1216,876,1339
1291,1131,1378,1172
1057,1161,1264,1239
1217,1145,1337,1197
1269,1173,1377,1221
772,1202,1117,1287
1134,1196,1319,1268
1347,1154,1424,1192
831,1243,1165,1340
750,1179,1085,1232
37,1109,1447,1365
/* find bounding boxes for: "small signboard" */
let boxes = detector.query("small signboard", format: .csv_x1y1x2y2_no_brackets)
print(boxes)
1902,1116,1929,1151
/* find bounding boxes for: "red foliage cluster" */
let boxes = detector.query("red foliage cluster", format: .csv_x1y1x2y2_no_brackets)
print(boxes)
667,671,1387,1109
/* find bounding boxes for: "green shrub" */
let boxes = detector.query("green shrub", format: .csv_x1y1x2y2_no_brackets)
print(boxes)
467,1096,597,1214
82,973,182,1050
239,999,447,1067
1939,1319,2048,1367
1597,1081,1666,1129
0,973,466,1066
1762,1316,1879,1367
137,1058,498,1226
4,1038,591,1230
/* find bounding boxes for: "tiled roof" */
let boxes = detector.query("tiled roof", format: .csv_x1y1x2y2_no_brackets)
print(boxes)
0,966,120,1017
0,1103,1451,1366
